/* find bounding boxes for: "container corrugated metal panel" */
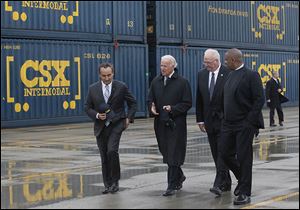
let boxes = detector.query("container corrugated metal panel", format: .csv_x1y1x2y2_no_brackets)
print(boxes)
113,1,146,43
1,1,113,41
153,1,299,51
1,1,147,43
182,1,299,51
1,39,148,128
155,1,182,44
155,46,299,113
114,44,148,117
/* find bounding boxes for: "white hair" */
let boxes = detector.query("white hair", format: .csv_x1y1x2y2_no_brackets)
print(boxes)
161,55,178,68
204,49,220,62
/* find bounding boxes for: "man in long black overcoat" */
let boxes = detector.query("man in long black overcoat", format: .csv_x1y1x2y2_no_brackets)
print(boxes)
265,70,285,126
148,55,192,196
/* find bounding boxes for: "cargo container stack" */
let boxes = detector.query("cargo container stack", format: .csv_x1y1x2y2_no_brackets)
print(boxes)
147,1,299,113
1,1,148,127
1,1,298,128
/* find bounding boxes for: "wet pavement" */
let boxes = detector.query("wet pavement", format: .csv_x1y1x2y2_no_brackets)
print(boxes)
1,107,299,209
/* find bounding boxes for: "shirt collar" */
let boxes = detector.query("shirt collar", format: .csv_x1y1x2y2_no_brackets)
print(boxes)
101,81,112,88
211,64,221,76
235,63,244,71
167,70,175,78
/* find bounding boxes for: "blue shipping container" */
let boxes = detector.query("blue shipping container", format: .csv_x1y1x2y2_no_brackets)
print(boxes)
1,39,148,128
1,1,146,43
113,1,146,42
151,1,299,51
153,1,183,44
155,46,299,113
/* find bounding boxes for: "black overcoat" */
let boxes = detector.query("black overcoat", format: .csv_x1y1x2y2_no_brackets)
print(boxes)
265,78,282,108
148,70,192,166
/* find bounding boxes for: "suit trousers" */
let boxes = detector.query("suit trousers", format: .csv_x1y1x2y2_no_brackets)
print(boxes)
207,132,232,188
269,104,284,125
167,165,184,190
96,120,124,188
220,121,256,196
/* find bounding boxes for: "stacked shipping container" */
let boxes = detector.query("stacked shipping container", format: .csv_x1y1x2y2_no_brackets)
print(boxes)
1,1,148,127
148,1,299,113
1,1,299,127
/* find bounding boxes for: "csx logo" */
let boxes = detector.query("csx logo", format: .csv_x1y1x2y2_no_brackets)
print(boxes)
23,174,72,203
257,4,280,25
20,60,70,87
258,64,281,85
251,2,284,39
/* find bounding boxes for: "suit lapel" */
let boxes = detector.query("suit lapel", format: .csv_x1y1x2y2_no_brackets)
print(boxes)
203,70,209,100
97,81,105,102
211,66,225,99
234,67,247,92
107,81,116,103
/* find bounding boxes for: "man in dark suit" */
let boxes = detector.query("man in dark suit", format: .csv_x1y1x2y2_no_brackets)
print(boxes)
221,49,265,205
196,49,232,196
148,55,192,196
85,63,137,194
265,70,284,126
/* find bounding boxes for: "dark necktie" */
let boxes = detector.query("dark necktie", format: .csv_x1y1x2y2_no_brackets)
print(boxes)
209,72,215,100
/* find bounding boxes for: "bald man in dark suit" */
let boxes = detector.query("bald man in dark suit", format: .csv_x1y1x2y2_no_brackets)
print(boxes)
220,49,265,205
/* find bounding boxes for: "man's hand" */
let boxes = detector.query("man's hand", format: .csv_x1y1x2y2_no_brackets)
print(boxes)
163,105,171,112
198,124,206,133
98,113,107,120
151,102,159,115
124,118,130,129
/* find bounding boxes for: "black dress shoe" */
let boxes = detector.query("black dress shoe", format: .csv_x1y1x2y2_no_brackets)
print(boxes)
279,122,283,126
109,182,119,193
163,189,176,196
175,175,186,190
102,187,110,194
209,187,222,196
270,124,277,127
233,194,251,205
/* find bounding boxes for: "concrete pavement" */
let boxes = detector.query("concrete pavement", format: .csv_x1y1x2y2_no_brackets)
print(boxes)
1,107,299,209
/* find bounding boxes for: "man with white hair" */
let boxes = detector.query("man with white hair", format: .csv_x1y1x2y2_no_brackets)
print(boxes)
148,55,192,196
196,49,232,196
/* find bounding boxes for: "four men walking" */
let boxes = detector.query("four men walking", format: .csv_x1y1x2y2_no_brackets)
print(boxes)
85,48,269,205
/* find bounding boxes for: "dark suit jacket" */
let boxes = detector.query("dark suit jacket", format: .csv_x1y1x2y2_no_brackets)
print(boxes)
85,80,137,137
196,65,231,133
265,78,282,108
223,66,265,129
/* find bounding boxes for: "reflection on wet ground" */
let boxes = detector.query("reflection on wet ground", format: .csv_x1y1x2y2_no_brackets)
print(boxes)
1,108,299,209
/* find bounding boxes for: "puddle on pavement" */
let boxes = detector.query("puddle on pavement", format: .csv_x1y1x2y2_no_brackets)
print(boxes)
1,134,298,209
253,135,299,161
1,172,106,209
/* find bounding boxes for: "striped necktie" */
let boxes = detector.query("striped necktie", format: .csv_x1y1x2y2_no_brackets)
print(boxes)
104,85,110,103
